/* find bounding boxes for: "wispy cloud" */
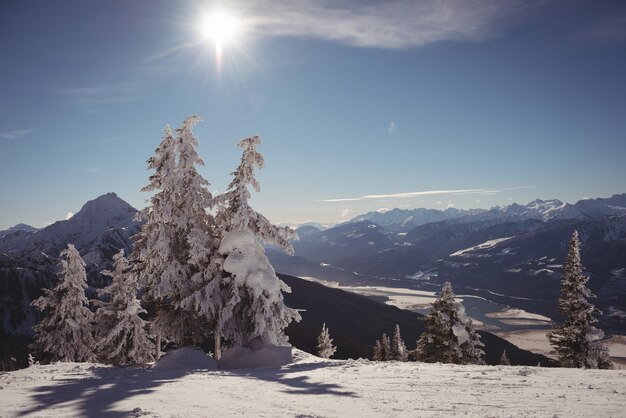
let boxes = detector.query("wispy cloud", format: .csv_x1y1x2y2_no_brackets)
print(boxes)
234,0,541,49
57,81,142,106
0,129,32,141
388,122,396,134
318,189,498,202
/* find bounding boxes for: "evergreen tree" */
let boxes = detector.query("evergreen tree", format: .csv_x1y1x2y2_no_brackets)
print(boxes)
31,244,95,362
548,231,612,369
372,340,383,361
316,323,337,359
214,135,300,347
390,324,408,361
415,282,483,364
94,250,154,365
133,118,216,348
499,349,511,366
460,318,485,365
380,333,391,361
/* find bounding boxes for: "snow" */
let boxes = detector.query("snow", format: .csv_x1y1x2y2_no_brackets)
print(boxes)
2,353,626,417
451,237,514,257
152,348,218,370
219,344,293,369
450,237,515,257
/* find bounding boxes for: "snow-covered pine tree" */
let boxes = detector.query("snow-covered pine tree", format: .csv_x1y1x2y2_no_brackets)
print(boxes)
380,333,391,361
316,323,337,359
372,340,383,361
214,135,300,348
548,230,612,369
415,282,459,363
132,124,190,348
94,250,154,365
390,324,408,361
30,244,95,362
415,282,483,364
499,349,511,366
460,317,485,365
133,118,216,349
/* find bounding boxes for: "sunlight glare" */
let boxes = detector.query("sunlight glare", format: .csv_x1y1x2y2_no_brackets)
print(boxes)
203,12,240,45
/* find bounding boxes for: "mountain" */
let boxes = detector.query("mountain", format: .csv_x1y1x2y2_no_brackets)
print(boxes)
345,194,626,232
0,193,553,370
272,194,626,332
0,223,38,238
348,207,486,232
0,192,139,268
0,193,141,342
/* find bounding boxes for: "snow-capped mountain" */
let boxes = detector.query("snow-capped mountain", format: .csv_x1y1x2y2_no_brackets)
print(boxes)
0,193,141,339
348,207,486,232
0,223,38,238
271,195,626,332
0,192,139,268
345,194,626,231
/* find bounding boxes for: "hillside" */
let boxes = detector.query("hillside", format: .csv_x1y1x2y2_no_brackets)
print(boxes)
1,352,624,417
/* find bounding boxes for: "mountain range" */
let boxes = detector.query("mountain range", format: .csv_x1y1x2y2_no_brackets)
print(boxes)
270,194,626,333
0,191,585,369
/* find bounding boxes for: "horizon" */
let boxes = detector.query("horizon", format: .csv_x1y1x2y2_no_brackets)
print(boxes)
2,190,624,231
1,1,625,229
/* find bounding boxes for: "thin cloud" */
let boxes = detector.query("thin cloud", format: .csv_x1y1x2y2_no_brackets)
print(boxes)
317,189,497,202
235,0,542,49
388,122,396,134
0,129,32,140
58,81,142,106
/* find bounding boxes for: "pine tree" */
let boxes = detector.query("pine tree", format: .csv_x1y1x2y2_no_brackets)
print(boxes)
416,282,483,364
548,231,612,369
372,340,383,361
133,118,216,348
316,323,337,359
460,318,485,365
94,250,154,365
390,324,408,361
380,333,391,361
31,244,95,362
214,135,300,347
499,349,511,366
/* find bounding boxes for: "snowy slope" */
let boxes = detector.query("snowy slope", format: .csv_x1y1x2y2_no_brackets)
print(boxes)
1,351,625,417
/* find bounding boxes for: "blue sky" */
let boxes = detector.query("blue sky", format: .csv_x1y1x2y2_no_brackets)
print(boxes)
1,0,625,229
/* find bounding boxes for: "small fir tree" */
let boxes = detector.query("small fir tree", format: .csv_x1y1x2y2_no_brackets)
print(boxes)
316,323,337,359
31,244,95,362
372,340,383,361
548,231,612,369
460,318,485,365
94,250,154,365
214,135,300,347
390,324,408,361
380,333,391,361
415,282,484,364
499,349,511,366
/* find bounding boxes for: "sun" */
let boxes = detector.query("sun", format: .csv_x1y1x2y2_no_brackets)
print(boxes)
203,11,240,46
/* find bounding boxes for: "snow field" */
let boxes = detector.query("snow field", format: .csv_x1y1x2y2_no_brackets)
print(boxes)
1,350,625,417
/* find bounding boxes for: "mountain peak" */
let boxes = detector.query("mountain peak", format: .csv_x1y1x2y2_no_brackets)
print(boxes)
75,193,136,220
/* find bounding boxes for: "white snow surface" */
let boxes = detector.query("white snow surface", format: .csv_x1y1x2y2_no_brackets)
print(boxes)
2,350,625,417
450,237,515,257
152,348,218,370
219,344,293,369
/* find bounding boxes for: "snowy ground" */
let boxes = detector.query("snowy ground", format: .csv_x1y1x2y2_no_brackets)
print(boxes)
1,350,625,417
